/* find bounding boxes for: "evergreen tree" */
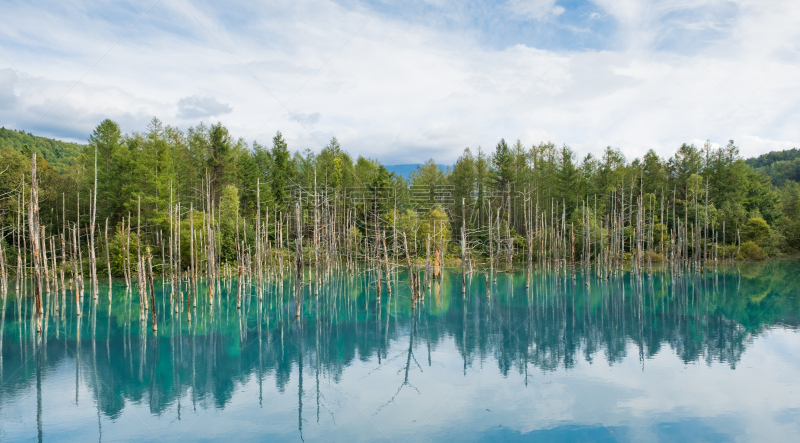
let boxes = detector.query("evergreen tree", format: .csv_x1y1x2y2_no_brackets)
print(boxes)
207,122,233,203
475,146,489,226
268,131,293,207
556,145,580,216
450,148,475,229
491,138,514,195
237,150,259,217
87,119,125,222
670,143,702,194
642,149,668,196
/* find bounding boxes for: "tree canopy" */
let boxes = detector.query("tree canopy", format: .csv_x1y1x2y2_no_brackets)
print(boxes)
2,120,799,266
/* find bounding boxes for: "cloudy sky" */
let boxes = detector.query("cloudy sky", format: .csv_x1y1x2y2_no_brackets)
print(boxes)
0,0,798,164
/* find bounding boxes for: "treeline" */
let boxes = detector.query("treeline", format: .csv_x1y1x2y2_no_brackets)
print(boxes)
0,126,84,171
1,117,800,275
745,147,800,186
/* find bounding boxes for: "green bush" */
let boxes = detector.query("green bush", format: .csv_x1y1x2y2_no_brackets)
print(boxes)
643,251,663,262
737,241,767,261
718,244,738,260
741,217,772,246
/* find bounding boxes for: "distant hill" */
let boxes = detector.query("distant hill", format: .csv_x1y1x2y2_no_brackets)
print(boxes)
0,127,84,171
745,148,800,186
385,163,447,179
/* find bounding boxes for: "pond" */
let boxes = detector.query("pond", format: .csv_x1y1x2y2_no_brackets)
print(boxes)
1,261,800,442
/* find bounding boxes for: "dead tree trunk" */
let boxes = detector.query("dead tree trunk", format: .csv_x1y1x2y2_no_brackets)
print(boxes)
28,154,44,328
295,203,303,318
0,234,7,300
375,232,382,301
402,232,415,303
382,231,391,295
147,250,157,332
41,227,50,296
105,218,112,302
461,198,466,294
90,146,98,300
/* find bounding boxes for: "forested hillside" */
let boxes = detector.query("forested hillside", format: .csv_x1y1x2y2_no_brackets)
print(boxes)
1,119,799,272
745,147,800,186
0,127,84,171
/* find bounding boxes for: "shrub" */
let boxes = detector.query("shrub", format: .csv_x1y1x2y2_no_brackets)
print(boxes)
719,244,738,260
737,241,766,261
741,217,772,246
643,251,663,262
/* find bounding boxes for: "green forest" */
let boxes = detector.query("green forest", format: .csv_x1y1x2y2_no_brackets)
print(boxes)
745,147,800,186
1,117,799,279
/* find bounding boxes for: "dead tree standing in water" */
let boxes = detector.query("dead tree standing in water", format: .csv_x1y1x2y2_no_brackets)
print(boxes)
28,154,44,330
90,145,98,300
295,203,303,317
146,250,157,332
105,218,112,302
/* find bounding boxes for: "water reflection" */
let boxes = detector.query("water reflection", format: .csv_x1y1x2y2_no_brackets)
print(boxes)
1,261,799,441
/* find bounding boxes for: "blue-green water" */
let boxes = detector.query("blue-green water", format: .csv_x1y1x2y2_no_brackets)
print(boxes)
2,262,800,442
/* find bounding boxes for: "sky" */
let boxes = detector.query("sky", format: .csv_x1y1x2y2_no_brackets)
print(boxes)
0,0,798,164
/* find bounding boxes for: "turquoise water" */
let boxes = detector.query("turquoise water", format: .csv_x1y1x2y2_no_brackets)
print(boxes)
2,262,800,442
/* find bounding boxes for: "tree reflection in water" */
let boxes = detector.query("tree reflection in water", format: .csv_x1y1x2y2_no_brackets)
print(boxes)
1,260,799,438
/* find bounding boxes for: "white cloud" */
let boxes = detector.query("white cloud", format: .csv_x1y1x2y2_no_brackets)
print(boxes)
292,111,321,127
176,95,233,119
0,0,798,164
507,0,565,19
0,69,18,110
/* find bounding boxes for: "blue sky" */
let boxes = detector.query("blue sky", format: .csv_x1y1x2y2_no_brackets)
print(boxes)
0,0,797,163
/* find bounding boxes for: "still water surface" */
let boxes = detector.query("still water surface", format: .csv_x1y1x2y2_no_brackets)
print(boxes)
2,262,800,442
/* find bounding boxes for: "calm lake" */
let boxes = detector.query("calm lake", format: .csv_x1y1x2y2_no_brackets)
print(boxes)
2,261,800,442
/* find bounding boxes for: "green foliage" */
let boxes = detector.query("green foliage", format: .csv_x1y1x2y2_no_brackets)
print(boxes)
417,207,451,252
219,185,239,262
556,146,580,215
316,137,353,190
87,119,128,223
0,147,63,229
410,159,446,188
746,147,800,168
474,146,490,226
490,138,515,195
207,122,233,199
642,149,668,195
738,241,766,261
0,127,84,171
354,156,380,186
346,225,362,254
746,147,800,186
7,119,800,266
237,150,259,217
775,181,800,253
179,213,208,267
107,227,140,276
389,209,419,250
669,143,702,193
741,217,772,246
268,131,294,206
596,146,626,195
569,204,602,255
780,181,800,219
450,148,475,229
